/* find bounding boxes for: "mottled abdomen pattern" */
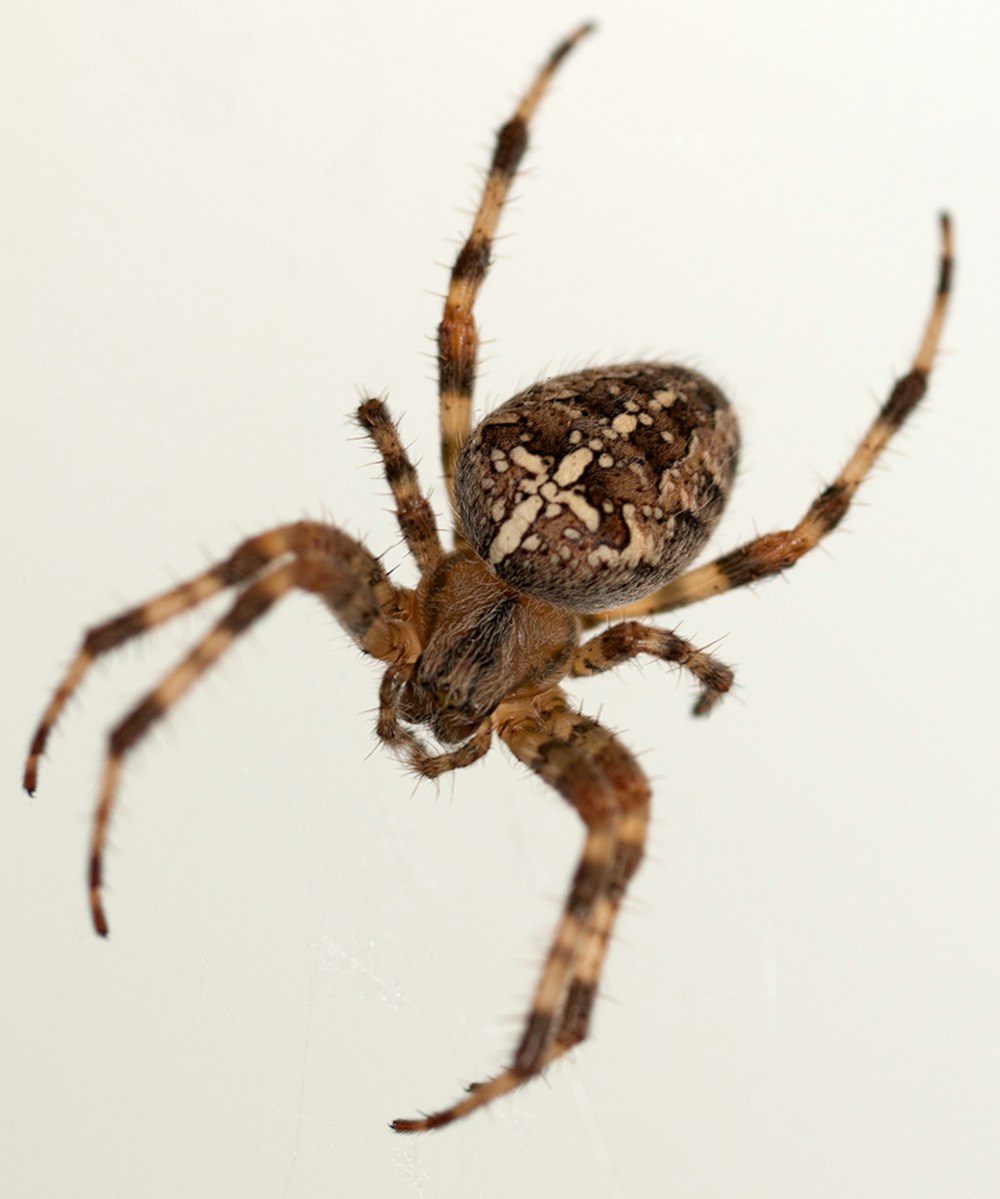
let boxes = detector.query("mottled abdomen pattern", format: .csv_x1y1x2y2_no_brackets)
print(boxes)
455,363,740,610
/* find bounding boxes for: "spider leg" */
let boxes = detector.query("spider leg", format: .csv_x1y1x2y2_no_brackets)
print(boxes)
26,523,414,935
25,523,304,793
438,23,593,538
392,688,650,1132
466,831,643,1096
24,522,408,796
570,620,734,716
357,398,443,572
586,213,954,622
376,665,493,778
88,562,297,935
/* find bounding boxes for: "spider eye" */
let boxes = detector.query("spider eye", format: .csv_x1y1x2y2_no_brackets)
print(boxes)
455,363,740,611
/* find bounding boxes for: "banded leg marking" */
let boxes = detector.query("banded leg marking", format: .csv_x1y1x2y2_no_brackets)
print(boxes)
24,522,406,797
588,213,954,621
88,563,298,935
570,621,735,716
25,522,411,935
357,398,443,573
392,687,650,1132
556,805,648,1053
24,524,307,795
438,23,594,534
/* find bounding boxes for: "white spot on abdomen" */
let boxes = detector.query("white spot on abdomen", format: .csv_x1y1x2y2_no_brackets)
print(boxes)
488,495,544,564
553,447,593,486
611,413,637,435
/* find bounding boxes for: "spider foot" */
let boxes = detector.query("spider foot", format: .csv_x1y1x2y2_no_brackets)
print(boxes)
23,737,44,795
89,865,110,937
692,686,726,717
391,1034,573,1132
691,659,734,716
391,1065,532,1133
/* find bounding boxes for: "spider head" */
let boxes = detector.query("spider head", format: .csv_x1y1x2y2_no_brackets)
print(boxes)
395,668,484,746
399,551,578,744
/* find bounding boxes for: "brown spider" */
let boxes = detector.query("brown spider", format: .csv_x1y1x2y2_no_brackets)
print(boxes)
24,23,952,1133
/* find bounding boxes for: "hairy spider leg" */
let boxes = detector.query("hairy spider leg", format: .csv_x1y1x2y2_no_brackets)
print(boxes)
25,522,412,934
570,621,735,715
357,398,443,572
392,688,650,1132
588,214,954,623
438,22,594,539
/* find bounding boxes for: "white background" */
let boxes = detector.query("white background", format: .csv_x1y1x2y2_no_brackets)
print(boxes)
3,1,998,1196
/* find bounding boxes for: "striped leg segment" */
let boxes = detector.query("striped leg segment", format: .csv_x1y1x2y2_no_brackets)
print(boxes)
438,23,594,535
588,213,954,622
25,522,413,935
88,564,298,935
467,795,648,1115
24,522,405,797
357,398,443,573
392,688,650,1132
570,621,734,716
25,525,294,795
544,799,648,1064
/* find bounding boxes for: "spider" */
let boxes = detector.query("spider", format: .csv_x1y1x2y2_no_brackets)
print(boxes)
24,23,952,1133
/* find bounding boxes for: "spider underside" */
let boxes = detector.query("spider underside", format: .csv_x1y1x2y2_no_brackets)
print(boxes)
24,24,952,1133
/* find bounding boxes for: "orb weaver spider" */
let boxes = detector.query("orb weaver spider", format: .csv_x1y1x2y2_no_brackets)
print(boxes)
24,23,952,1131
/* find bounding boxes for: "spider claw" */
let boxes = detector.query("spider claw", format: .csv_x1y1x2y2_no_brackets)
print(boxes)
391,1113,438,1134
90,893,109,938
693,669,732,715
24,738,44,795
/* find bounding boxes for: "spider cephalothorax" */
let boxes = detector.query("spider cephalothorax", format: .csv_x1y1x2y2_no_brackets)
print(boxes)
24,24,951,1132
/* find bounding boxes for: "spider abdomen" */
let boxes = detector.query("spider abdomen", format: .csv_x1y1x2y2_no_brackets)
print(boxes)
455,363,740,610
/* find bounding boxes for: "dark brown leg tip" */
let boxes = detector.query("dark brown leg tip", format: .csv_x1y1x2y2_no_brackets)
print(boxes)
91,901,109,938
391,1117,423,1135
